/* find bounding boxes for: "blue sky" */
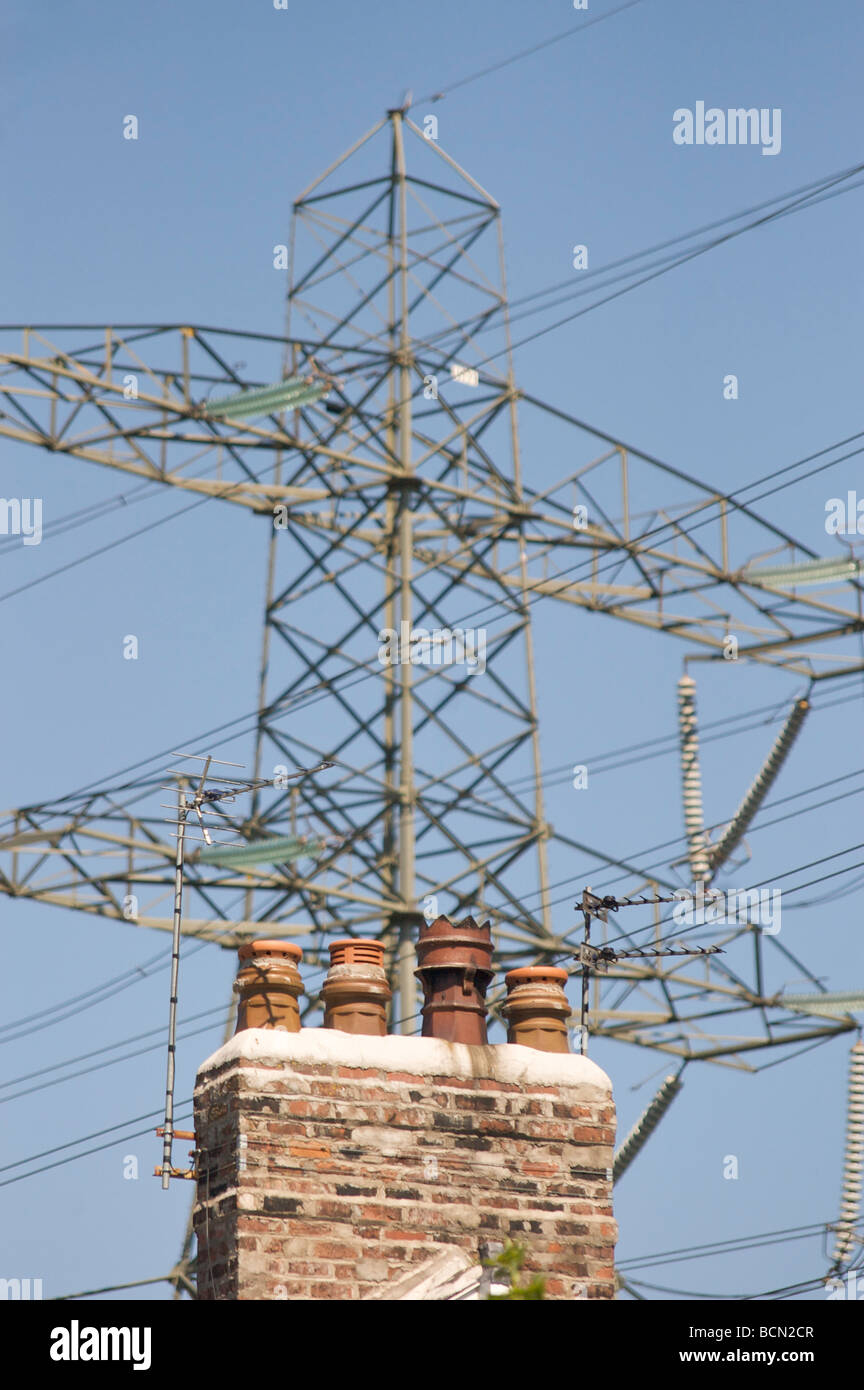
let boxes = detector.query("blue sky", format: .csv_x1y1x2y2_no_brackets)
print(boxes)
1,0,863,1301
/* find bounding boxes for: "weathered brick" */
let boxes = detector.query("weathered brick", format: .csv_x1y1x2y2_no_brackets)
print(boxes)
195,1045,616,1302
261,1196,303,1216
311,1240,360,1260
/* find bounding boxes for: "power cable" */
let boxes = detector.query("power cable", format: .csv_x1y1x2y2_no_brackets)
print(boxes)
520,760,864,920
619,1219,844,1272
410,0,645,106
0,944,174,1040
0,952,331,1072
624,1272,828,1300
0,1102,193,1179
0,1109,194,1189
503,163,864,316
472,166,864,366
0,918,237,1048
424,163,864,351
11,675,841,830
594,842,864,955
0,486,247,606
0,1008,228,1105
477,685,858,805
51,1275,179,1302
0,478,160,556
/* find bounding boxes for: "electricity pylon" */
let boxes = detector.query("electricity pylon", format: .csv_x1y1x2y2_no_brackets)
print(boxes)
1,108,862,1064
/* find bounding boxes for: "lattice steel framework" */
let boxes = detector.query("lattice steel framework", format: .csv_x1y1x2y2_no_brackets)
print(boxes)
1,111,862,1063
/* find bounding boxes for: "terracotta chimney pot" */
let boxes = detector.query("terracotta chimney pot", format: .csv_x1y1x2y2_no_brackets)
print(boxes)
502,966,571,1053
414,915,494,1045
321,938,392,1036
234,939,303,1034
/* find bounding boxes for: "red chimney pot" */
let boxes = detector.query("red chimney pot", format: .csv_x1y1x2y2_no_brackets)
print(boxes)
414,915,494,1044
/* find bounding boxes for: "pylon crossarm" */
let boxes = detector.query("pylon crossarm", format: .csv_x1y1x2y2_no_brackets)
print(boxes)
1,114,856,1068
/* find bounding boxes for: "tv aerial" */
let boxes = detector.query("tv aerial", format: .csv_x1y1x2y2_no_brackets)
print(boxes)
572,889,724,1057
156,751,334,1188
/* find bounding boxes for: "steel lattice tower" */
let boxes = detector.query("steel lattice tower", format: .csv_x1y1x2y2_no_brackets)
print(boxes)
3,104,864,1304
1,109,863,1063
244,109,557,1025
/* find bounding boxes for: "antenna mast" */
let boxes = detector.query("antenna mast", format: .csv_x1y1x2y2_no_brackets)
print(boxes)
158,752,333,1187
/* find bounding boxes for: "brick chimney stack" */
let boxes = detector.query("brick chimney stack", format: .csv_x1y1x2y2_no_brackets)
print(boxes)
193,927,617,1301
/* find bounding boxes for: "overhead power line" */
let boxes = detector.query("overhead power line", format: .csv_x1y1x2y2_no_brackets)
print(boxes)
625,1271,833,1301
51,1274,184,1302
474,164,864,365
0,484,250,607
0,1014,225,1106
0,889,256,1047
0,944,174,1041
618,1217,857,1272
0,1102,194,1182
424,161,864,353
595,841,864,955
0,477,160,555
411,0,646,106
